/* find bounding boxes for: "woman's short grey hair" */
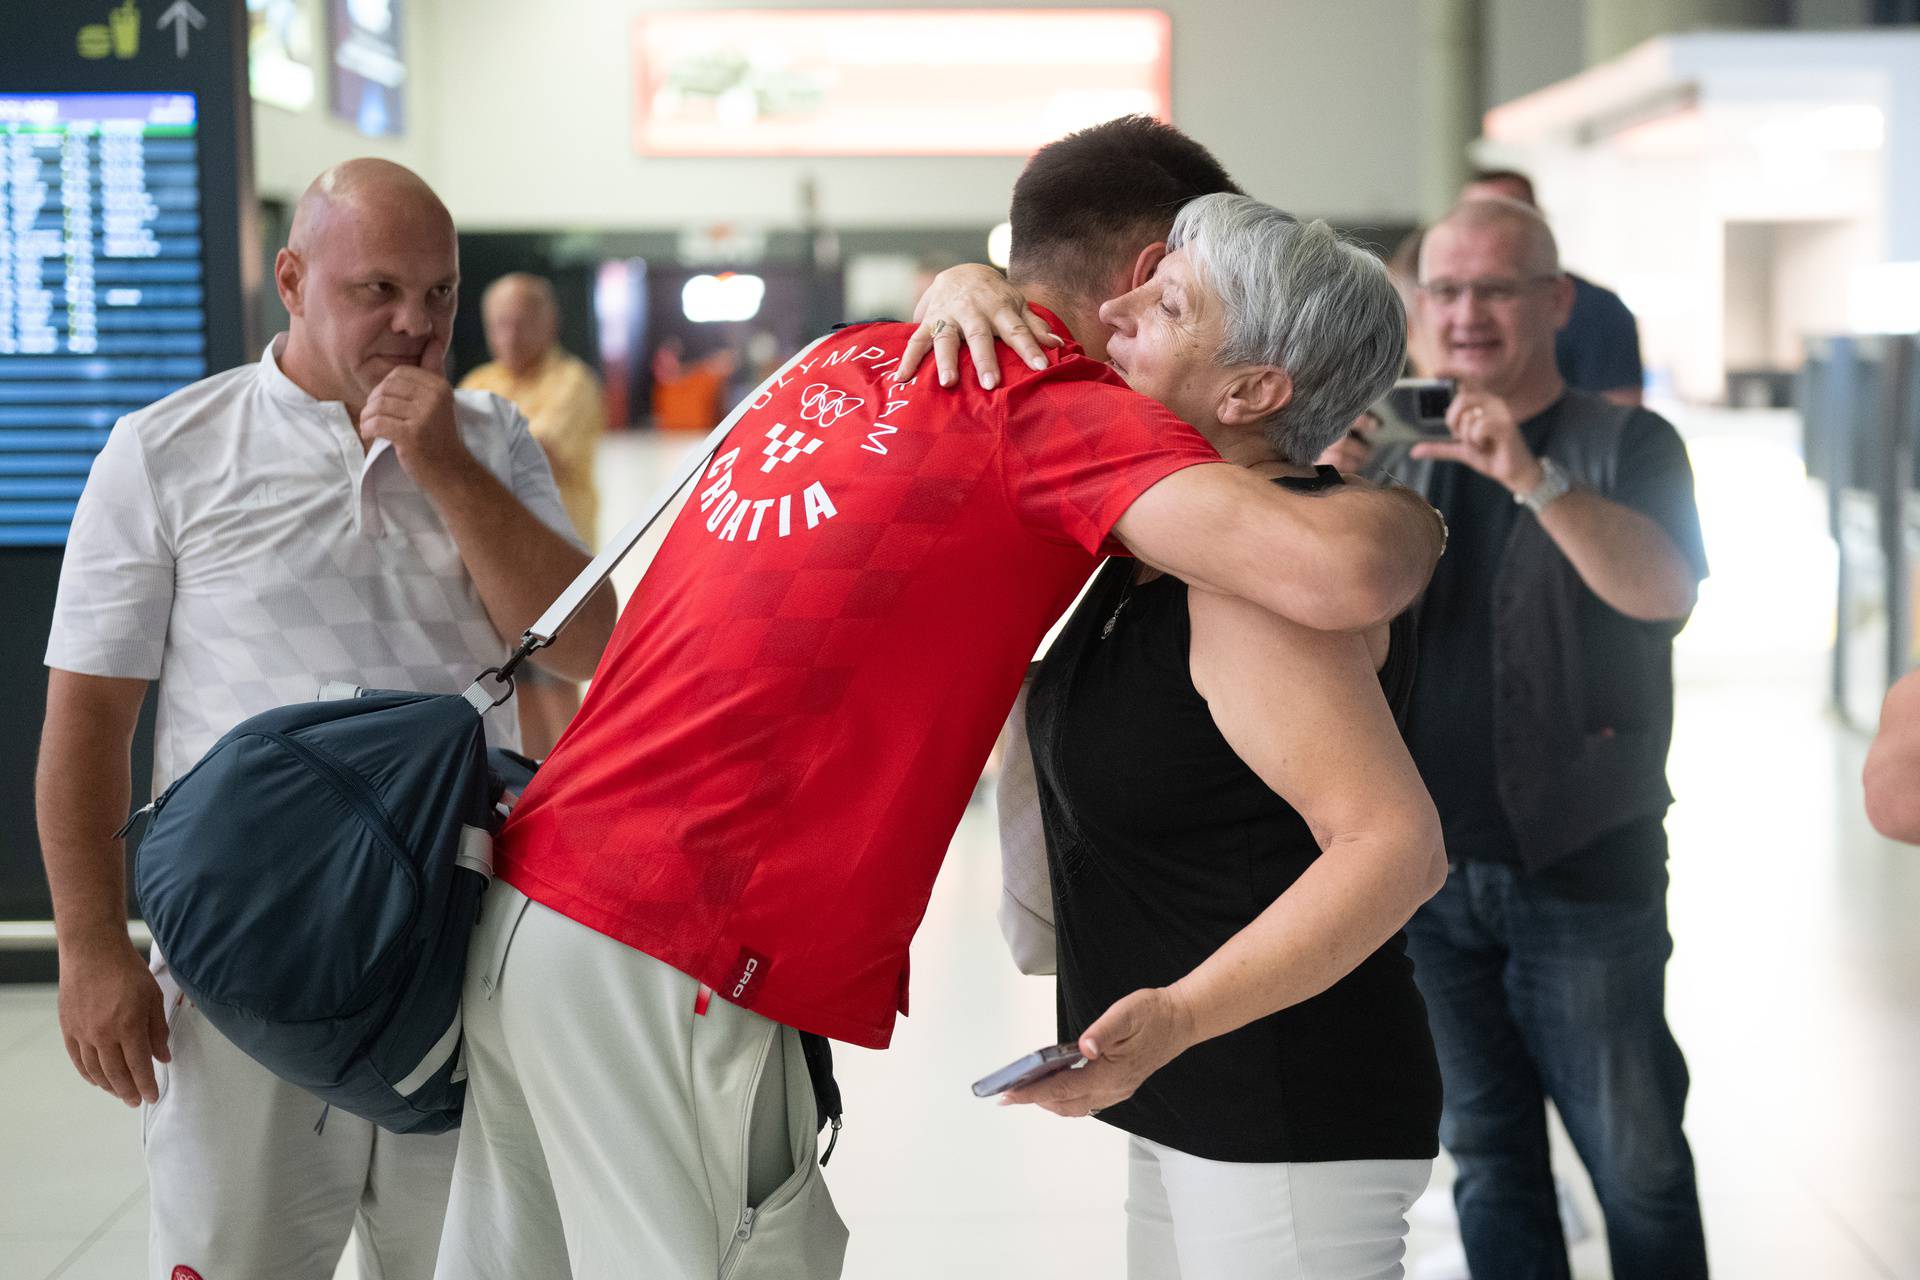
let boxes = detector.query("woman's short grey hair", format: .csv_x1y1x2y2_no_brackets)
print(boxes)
1168,193,1407,465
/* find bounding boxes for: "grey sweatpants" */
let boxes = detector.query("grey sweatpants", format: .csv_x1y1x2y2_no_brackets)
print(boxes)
433,881,847,1280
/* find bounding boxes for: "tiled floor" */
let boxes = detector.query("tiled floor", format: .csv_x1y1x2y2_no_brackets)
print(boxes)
4,423,1915,1279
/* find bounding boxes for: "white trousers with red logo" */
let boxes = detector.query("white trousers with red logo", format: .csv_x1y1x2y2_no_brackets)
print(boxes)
142,969,458,1280
433,881,847,1280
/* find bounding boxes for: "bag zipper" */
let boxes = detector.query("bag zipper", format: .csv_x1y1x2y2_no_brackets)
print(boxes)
119,706,290,841
114,750,204,839
264,732,419,894
114,801,155,841
259,731,423,1014
820,1115,841,1167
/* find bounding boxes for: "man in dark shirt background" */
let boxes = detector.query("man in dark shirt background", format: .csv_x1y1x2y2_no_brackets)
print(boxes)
1463,169,1645,406
1327,196,1711,1279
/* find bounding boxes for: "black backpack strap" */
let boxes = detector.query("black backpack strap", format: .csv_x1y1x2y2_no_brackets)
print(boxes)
798,1030,844,1166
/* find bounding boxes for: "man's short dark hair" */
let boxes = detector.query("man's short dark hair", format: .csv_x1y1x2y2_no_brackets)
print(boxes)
1008,115,1242,293
1467,168,1537,206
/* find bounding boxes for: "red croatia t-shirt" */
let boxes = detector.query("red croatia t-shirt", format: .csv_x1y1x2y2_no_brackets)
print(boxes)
495,313,1222,1047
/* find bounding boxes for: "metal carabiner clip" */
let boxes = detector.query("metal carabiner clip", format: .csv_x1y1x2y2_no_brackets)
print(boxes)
463,665,517,712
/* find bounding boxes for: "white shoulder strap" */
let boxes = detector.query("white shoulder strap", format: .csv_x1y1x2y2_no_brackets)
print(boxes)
467,333,833,708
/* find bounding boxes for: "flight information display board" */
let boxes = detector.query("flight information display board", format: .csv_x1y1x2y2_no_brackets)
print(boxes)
0,1,248,959
0,91,208,546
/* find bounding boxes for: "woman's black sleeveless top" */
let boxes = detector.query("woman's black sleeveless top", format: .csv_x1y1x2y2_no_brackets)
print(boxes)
1026,468,1442,1163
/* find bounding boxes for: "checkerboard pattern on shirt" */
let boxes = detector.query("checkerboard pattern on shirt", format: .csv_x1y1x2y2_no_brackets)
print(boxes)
759,422,825,472
45,342,580,794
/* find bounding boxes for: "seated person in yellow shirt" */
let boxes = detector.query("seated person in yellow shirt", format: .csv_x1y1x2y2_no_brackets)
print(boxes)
462,272,605,755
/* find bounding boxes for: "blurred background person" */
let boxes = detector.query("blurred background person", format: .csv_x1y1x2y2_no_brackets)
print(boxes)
1328,196,1710,1280
462,271,606,756
1460,170,1644,407
647,334,738,433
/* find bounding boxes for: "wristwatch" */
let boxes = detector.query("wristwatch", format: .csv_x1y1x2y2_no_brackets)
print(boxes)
1514,458,1572,515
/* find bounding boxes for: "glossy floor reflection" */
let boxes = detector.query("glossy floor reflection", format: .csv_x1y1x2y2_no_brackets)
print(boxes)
3,422,1914,1279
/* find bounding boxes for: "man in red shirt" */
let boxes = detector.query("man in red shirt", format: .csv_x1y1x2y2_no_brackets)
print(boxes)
433,118,1444,1279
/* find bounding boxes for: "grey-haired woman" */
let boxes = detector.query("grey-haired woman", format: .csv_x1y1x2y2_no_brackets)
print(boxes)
922,193,1448,1279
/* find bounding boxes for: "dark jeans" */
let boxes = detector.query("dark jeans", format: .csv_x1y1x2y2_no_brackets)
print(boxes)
1405,858,1708,1280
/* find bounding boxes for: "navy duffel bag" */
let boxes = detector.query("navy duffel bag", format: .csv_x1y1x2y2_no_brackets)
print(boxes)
133,688,504,1134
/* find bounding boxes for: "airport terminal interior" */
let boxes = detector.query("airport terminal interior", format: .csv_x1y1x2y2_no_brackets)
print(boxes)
5,1,1920,1278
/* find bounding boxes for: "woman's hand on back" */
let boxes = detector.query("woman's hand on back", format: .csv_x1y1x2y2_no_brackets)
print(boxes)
999,986,1198,1118
896,263,1062,390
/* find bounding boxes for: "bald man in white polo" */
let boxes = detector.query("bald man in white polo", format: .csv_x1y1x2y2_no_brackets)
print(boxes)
36,159,615,1280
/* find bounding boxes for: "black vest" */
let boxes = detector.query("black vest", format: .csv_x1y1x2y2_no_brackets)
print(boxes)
1372,394,1682,871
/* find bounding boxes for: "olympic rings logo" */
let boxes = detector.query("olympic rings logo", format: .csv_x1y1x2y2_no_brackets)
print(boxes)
798,383,864,429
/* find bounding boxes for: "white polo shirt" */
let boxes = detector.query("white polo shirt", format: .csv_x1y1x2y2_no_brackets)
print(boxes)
45,336,579,793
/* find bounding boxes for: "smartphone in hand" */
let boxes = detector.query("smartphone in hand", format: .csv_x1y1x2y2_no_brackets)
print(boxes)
971,1043,1085,1098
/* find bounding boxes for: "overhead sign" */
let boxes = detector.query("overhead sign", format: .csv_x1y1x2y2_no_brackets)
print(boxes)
158,1,208,58
632,8,1172,156
328,0,404,136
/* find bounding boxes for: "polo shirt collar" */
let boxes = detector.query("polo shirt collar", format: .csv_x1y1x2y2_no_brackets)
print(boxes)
256,334,395,476
258,334,326,410
257,335,376,428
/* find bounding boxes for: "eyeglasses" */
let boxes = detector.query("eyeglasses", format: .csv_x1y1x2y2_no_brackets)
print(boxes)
1416,276,1560,306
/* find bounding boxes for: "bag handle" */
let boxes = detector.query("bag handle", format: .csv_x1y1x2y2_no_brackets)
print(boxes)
462,334,833,714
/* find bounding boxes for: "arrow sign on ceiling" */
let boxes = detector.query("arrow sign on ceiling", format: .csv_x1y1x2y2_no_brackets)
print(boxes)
157,0,206,59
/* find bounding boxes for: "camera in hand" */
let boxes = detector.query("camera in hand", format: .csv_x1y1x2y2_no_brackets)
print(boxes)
1386,378,1456,435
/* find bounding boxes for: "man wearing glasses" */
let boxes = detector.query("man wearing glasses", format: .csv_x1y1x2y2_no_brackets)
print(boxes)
1329,197,1711,1279
1460,168,1646,407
